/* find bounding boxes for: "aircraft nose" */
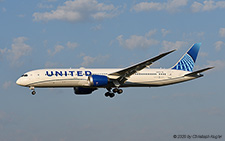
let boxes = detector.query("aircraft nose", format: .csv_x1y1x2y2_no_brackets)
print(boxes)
16,78,23,86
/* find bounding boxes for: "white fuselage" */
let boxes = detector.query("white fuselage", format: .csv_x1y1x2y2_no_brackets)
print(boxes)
16,68,198,88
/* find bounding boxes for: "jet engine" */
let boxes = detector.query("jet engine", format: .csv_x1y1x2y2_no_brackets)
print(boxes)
74,87,97,95
88,75,109,87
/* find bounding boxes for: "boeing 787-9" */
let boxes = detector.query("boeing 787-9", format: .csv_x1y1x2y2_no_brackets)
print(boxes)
16,43,213,98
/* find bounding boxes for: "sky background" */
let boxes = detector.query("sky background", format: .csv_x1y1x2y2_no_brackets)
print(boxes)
0,0,225,140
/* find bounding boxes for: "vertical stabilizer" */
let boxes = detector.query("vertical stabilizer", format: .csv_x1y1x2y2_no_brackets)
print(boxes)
171,43,201,72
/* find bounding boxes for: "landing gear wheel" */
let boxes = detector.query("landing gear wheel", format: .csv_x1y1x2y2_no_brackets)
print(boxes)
109,93,115,98
105,92,110,97
117,89,123,94
31,91,36,95
105,88,117,98
113,88,118,93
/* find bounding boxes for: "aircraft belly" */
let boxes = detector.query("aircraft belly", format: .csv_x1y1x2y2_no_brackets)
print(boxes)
123,76,195,87
29,78,87,87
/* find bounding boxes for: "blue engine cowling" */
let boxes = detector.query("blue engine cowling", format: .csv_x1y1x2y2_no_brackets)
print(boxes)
88,75,109,87
74,87,97,95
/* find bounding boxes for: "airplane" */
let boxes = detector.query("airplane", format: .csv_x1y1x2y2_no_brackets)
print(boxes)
16,43,213,98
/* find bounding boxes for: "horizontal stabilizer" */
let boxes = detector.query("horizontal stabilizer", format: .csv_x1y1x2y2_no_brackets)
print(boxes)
184,67,214,77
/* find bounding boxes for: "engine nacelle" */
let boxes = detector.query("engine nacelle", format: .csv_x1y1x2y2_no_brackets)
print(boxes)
88,75,109,87
74,87,97,95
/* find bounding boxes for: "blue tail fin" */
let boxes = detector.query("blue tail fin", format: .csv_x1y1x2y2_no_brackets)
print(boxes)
171,43,201,72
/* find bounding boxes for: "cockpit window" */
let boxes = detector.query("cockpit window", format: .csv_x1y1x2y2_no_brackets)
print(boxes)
21,74,28,77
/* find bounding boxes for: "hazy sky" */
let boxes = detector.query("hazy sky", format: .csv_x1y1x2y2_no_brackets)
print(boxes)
0,0,225,141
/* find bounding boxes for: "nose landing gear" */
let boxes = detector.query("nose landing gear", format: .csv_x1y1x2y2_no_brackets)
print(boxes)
31,90,36,95
29,86,36,95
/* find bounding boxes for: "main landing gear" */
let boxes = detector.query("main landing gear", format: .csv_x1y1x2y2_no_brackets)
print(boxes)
105,88,123,98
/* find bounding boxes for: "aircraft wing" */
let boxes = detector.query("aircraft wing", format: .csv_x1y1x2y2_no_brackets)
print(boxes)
109,49,176,86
